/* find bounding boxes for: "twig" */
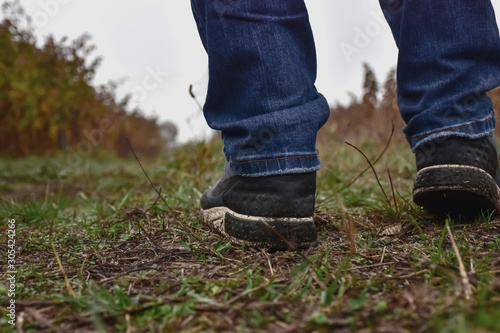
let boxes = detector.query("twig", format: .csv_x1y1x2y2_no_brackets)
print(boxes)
189,84,203,111
125,137,173,214
395,269,431,279
446,220,473,300
347,262,395,272
255,222,327,290
258,221,325,289
387,168,399,216
338,122,394,193
49,227,76,298
261,249,274,276
312,271,327,290
348,217,357,254
224,278,272,306
258,220,301,254
133,217,161,255
9,212,26,223
317,124,394,209
126,313,132,333
470,259,476,275
148,187,163,211
345,141,390,206
99,266,160,285
380,246,386,265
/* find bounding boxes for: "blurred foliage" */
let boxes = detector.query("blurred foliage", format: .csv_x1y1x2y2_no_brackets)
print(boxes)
318,63,404,148
0,0,177,157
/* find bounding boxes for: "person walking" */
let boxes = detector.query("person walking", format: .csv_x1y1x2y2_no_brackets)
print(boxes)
191,0,500,248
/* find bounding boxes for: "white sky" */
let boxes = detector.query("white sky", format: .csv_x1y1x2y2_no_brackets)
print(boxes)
13,0,500,142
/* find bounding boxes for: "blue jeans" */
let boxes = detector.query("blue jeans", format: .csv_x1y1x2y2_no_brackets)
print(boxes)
191,0,500,177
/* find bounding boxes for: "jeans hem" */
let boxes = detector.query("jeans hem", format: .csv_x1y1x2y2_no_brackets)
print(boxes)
229,154,321,177
409,111,496,151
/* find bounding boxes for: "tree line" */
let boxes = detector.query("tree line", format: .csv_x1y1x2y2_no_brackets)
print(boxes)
0,1,176,157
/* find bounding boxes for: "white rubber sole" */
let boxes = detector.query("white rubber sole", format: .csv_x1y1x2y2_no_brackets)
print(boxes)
200,207,316,248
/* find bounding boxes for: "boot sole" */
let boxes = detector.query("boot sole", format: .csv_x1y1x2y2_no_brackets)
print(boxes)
200,207,317,249
413,164,500,219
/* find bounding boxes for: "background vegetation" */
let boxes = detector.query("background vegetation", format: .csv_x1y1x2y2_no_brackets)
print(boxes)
2,1,500,332
0,1,177,157
2,0,500,158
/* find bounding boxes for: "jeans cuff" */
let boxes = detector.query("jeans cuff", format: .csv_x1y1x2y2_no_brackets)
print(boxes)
229,153,321,177
409,110,496,151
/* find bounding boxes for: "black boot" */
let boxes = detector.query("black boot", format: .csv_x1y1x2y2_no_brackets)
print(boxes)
200,163,317,248
413,132,500,218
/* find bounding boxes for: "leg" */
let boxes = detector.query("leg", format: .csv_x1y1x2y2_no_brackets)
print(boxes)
191,0,329,247
191,0,329,176
380,0,500,217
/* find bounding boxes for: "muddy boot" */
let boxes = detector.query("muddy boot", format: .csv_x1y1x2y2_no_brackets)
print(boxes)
413,132,500,219
200,163,317,249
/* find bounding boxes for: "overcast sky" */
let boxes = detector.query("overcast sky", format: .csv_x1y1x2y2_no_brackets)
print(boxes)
13,0,500,142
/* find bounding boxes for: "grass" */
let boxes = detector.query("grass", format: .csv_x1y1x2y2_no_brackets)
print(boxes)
1,138,500,332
